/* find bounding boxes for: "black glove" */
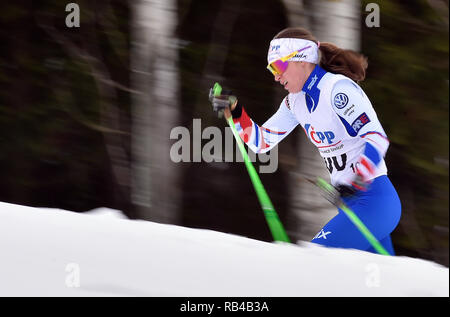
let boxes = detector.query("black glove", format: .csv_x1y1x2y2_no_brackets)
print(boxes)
334,184,357,198
335,174,369,199
208,85,237,118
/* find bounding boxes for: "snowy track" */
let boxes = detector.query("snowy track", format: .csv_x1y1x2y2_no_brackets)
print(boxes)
0,201,448,296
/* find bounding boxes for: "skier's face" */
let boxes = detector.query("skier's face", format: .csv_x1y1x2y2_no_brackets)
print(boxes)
274,62,314,94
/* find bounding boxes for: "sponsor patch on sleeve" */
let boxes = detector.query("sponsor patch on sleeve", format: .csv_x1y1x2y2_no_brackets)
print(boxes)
333,93,349,109
351,112,371,134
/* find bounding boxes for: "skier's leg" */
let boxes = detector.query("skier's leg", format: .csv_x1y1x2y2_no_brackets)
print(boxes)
311,211,372,250
311,176,401,254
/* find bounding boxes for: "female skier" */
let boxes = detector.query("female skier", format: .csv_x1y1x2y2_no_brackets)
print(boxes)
215,27,402,255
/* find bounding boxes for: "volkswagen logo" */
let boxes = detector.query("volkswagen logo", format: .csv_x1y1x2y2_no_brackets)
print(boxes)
333,93,349,109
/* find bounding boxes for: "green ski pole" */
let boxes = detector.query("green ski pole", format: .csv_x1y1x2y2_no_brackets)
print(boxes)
212,83,290,243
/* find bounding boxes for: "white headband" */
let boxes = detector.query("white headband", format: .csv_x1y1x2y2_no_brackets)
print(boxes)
267,38,320,64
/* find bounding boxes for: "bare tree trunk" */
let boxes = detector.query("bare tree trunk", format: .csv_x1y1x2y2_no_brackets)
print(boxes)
304,0,361,51
131,0,181,223
281,0,361,242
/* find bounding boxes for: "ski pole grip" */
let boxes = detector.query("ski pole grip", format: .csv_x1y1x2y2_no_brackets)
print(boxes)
213,82,222,97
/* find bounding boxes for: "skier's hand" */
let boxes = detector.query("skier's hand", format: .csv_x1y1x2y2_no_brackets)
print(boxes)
208,84,237,118
335,173,371,199
223,100,238,119
351,156,376,192
351,171,371,191
335,184,357,199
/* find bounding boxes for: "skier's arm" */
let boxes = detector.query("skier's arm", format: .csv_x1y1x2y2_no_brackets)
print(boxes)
229,97,299,154
331,79,390,188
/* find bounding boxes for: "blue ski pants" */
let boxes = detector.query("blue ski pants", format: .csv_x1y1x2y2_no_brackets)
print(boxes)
311,175,402,255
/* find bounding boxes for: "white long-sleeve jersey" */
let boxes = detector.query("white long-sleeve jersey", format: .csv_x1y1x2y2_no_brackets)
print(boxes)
232,65,390,186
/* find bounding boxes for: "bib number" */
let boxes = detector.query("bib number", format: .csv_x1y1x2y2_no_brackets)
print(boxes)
324,154,347,173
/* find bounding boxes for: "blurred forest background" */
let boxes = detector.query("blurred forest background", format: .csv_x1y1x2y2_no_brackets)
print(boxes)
0,0,448,266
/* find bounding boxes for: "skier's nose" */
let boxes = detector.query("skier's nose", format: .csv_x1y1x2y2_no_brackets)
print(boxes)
274,74,281,82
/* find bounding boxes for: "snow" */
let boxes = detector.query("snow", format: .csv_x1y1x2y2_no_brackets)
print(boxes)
0,201,448,297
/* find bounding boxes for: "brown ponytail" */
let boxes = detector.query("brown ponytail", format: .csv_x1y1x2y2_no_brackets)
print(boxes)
273,27,368,82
